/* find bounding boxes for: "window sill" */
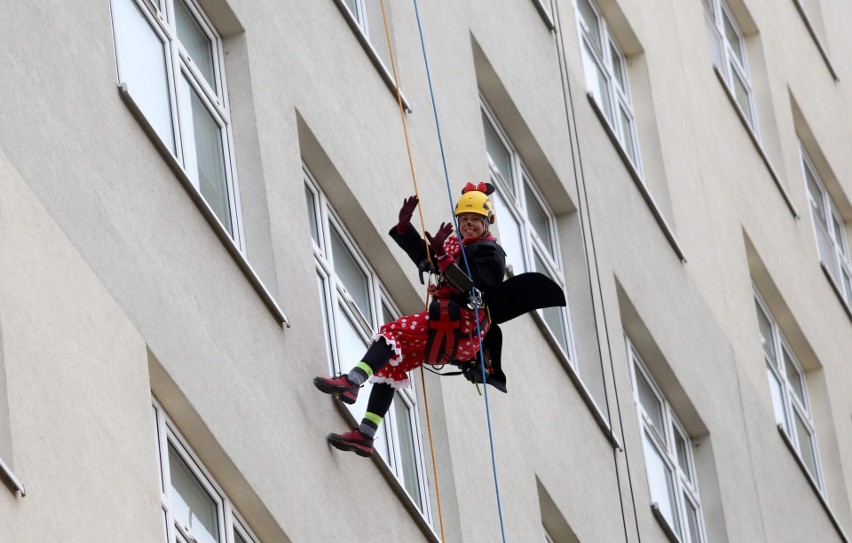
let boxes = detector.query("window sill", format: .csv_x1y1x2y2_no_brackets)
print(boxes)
819,262,852,322
117,84,290,328
585,93,688,263
651,503,682,543
0,456,25,497
790,0,839,82
712,67,800,221
333,400,440,543
527,300,623,451
776,424,850,543
331,0,413,113
531,0,556,32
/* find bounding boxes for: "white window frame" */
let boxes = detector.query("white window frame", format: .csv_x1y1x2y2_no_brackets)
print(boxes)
627,341,708,543
703,0,759,137
574,0,643,175
110,0,244,248
153,400,262,543
801,146,852,308
753,289,825,492
304,166,432,520
481,99,578,366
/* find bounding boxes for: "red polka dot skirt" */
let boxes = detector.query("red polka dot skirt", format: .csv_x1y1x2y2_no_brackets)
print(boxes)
371,306,489,389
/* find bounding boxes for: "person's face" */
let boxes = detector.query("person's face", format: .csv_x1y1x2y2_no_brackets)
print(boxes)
458,213,487,239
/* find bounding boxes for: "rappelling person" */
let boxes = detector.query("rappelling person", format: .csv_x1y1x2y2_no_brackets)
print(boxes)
313,182,566,457
313,182,505,456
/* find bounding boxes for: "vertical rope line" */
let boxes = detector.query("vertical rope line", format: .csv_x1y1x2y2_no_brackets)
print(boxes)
551,0,640,540
378,2,445,539
410,0,507,540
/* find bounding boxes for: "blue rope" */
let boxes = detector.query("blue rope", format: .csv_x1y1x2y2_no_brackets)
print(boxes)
411,1,507,541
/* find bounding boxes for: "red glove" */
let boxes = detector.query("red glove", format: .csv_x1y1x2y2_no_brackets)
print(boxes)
425,222,454,258
396,196,419,234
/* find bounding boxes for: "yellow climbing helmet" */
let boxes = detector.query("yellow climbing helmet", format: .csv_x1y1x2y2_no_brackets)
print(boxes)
454,182,496,224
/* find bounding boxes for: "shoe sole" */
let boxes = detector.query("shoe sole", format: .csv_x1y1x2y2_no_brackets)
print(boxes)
313,377,357,405
327,434,373,457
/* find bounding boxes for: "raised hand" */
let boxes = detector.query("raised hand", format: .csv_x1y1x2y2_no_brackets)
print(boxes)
396,195,419,233
425,222,454,257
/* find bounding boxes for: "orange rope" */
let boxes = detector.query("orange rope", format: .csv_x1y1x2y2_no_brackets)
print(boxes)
378,1,446,540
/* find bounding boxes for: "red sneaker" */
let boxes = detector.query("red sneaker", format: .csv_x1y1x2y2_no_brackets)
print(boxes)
327,429,374,457
313,374,360,404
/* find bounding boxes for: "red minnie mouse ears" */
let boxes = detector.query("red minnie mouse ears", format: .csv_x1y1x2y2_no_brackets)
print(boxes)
461,182,495,195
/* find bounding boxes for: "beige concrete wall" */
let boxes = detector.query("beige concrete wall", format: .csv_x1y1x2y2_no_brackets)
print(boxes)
0,0,850,541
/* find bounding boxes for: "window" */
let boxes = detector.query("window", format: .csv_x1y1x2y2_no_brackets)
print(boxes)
110,0,243,244
304,166,431,518
338,0,395,74
481,101,576,364
575,0,642,173
628,342,707,543
753,289,824,491
703,0,758,135
153,401,260,543
801,147,852,308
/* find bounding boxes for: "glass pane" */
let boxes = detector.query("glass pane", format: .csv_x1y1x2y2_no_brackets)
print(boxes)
754,301,776,363
731,67,753,129
491,191,526,274
831,213,845,251
317,273,333,371
793,409,818,478
610,42,626,90
804,163,827,227
642,434,681,537
182,78,232,235
619,104,638,167
782,348,804,404
843,268,852,306
524,183,554,256
174,0,216,88
382,302,395,325
533,252,569,353
168,443,220,543
482,113,514,193
685,494,702,543
701,0,714,18
722,11,743,65
305,185,320,245
576,0,602,55
393,399,423,511
233,528,249,543
635,369,664,433
766,365,787,428
583,46,613,122
673,427,690,480
364,0,393,70
112,0,175,152
342,0,360,21
330,227,371,319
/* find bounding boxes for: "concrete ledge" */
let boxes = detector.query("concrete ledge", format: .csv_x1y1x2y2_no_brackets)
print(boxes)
117,84,290,327
777,424,850,543
712,67,800,221
586,93,688,263
330,0,413,113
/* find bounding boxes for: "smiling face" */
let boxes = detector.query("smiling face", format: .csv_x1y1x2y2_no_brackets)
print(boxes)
457,213,487,240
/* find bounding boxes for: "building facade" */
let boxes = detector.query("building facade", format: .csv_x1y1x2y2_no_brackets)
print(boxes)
1,0,851,541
